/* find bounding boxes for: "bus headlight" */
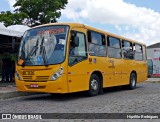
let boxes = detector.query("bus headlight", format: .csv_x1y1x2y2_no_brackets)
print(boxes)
51,67,64,80
15,71,21,80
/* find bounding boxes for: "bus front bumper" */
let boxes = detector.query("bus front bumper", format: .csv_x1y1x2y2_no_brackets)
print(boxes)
15,78,69,94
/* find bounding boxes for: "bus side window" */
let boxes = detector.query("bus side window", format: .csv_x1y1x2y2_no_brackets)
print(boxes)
142,46,147,61
88,30,106,57
134,43,143,61
122,40,134,60
108,36,121,58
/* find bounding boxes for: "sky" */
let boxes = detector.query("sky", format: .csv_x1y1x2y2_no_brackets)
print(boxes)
1,0,160,46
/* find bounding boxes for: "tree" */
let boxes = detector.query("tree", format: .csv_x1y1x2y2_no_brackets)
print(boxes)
0,0,68,27
0,11,27,27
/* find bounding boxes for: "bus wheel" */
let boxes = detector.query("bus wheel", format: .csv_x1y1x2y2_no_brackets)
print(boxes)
88,74,100,96
128,73,137,90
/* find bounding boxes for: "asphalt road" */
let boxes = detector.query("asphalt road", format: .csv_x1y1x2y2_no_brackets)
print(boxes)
0,82,160,121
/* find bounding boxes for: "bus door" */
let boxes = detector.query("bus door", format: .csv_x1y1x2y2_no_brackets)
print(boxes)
67,28,89,92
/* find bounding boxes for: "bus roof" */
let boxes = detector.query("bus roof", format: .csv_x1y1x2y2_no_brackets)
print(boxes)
31,22,146,46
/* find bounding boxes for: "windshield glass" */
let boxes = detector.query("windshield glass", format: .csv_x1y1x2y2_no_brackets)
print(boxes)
18,25,69,66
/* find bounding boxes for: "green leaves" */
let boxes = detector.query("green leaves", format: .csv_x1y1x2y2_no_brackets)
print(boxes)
0,11,27,27
0,0,68,27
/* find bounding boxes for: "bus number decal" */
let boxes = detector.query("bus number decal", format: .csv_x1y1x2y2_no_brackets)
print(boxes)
108,60,115,68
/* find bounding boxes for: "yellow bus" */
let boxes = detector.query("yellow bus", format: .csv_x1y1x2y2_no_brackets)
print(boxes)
15,23,147,96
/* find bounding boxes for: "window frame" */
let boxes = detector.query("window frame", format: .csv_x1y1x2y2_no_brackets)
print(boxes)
133,43,143,61
107,36,122,59
68,31,88,66
142,45,147,61
122,40,134,60
87,30,107,57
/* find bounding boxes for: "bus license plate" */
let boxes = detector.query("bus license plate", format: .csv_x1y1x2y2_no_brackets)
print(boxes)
30,84,38,88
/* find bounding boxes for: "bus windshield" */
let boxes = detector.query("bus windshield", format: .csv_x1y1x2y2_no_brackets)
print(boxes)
18,25,69,66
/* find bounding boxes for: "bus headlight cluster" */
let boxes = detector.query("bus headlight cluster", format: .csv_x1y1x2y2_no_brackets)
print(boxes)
51,67,64,80
15,71,21,80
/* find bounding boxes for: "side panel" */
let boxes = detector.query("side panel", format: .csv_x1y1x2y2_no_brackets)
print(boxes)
113,58,128,86
121,60,133,85
136,61,148,82
103,58,115,87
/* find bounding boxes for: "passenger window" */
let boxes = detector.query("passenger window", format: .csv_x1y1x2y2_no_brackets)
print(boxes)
108,37,120,48
69,32,87,66
142,46,147,61
88,31,106,56
108,37,121,58
134,44,143,61
122,40,133,59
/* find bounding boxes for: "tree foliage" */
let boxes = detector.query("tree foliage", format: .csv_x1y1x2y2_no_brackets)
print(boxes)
0,11,27,27
0,0,68,27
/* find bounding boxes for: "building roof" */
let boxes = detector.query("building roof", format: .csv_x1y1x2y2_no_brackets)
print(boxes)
0,27,23,37
147,43,160,49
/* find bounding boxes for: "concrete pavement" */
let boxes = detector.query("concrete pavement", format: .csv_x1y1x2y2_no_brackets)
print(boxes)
145,78,160,83
0,77,38,99
0,78,160,99
0,82,38,99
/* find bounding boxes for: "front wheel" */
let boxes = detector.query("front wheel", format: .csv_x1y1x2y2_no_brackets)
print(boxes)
128,73,137,90
88,74,100,96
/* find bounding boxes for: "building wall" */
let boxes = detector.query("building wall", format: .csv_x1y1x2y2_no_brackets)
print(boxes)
148,48,160,76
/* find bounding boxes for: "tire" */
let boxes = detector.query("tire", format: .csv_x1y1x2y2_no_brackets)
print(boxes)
128,73,137,90
88,74,100,96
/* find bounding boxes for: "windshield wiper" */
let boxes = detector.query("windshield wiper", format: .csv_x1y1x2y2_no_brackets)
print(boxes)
20,39,39,67
26,39,39,59
40,37,48,66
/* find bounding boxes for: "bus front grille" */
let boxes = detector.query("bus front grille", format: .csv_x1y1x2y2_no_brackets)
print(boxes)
23,76,49,82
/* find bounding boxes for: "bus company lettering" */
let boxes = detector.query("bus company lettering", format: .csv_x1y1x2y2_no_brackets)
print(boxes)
23,71,35,75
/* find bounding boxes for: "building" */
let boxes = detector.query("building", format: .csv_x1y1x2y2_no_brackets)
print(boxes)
0,24,30,82
0,26,23,54
147,43,160,76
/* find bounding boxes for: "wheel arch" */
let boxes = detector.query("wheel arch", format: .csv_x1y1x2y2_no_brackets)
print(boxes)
128,70,137,90
91,71,103,94
131,71,137,79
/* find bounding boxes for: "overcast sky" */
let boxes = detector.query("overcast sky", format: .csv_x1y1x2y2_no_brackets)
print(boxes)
1,0,160,46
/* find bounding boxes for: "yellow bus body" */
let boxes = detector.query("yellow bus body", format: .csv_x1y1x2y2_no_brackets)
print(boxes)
15,23,147,94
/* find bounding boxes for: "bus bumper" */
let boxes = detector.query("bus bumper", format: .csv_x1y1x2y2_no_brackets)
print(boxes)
15,78,69,94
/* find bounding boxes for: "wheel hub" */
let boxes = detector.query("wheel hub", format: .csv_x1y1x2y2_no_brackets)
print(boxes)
131,77,135,87
91,79,98,91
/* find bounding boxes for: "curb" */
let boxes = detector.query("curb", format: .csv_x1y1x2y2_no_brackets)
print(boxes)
145,80,160,83
0,91,38,99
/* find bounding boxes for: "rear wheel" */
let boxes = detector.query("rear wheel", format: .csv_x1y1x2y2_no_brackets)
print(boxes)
128,73,137,90
88,74,100,96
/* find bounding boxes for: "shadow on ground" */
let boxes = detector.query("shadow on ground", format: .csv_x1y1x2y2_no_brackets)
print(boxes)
22,84,143,101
